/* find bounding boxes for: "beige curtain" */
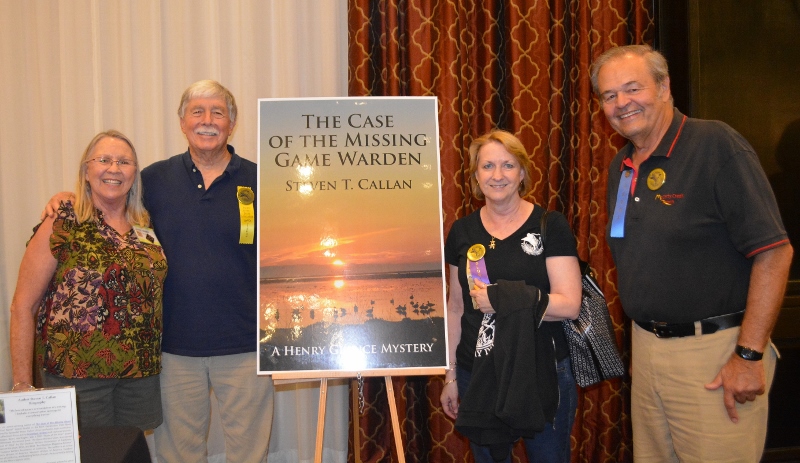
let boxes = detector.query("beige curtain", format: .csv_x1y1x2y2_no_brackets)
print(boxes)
0,1,349,461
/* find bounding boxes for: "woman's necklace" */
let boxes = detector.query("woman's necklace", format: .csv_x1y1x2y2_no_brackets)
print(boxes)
484,201,531,250
486,204,526,249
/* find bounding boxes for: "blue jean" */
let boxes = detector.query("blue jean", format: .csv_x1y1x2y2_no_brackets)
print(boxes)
456,356,577,463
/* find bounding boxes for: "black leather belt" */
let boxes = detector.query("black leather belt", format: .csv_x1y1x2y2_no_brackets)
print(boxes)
635,311,744,338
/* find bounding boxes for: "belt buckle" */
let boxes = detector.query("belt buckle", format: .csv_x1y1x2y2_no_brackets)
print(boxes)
651,321,672,338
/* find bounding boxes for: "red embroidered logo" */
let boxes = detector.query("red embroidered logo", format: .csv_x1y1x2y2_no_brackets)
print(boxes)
655,193,683,205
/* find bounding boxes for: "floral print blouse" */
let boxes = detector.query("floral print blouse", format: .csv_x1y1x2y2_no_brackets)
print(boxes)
35,202,167,378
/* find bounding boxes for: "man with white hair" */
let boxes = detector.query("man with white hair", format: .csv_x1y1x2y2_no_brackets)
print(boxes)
142,80,273,462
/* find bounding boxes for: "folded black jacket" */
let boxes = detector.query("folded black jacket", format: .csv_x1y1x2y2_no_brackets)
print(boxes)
455,279,557,462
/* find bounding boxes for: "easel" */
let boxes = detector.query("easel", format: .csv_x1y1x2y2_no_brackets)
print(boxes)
273,367,445,463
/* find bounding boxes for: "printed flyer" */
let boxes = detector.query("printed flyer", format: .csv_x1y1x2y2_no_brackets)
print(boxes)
0,387,80,462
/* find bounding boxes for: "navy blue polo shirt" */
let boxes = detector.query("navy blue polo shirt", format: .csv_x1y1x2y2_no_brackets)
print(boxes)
141,146,257,356
606,109,789,323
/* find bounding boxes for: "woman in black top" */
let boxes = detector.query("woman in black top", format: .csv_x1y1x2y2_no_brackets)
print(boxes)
440,130,581,463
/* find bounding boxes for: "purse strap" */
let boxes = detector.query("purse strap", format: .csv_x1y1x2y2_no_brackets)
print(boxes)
539,209,551,247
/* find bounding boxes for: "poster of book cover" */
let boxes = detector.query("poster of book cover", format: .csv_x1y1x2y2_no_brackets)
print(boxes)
257,97,447,376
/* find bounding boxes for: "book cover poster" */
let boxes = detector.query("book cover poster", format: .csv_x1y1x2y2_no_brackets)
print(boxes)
257,97,447,376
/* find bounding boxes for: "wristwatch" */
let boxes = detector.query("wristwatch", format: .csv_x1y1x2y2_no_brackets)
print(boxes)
734,344,763,361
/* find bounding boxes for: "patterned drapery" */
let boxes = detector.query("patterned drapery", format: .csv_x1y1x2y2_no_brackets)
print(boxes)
347,1,655,461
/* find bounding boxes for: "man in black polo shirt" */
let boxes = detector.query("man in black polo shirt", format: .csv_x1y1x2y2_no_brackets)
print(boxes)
591,45,792,462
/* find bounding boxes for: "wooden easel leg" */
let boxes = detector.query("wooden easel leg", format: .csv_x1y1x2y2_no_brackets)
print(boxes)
384,376,406,463
314,378,328,463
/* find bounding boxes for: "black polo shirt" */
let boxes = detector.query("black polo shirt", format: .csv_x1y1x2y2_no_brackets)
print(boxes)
606,109,789,323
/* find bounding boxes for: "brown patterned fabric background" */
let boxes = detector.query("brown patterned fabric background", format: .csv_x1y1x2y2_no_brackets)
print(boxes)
347,1,655,461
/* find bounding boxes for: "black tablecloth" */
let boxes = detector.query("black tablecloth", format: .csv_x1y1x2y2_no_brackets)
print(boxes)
79,426,151,463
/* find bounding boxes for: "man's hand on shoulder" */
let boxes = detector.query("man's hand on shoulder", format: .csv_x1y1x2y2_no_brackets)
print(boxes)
40,192,76,221
704,353,766,423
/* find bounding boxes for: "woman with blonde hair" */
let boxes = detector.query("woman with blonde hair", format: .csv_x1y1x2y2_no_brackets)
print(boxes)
10,130,167,431
440,129,581,462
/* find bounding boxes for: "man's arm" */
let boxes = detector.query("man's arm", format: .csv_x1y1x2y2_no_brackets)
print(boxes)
705,242,793,422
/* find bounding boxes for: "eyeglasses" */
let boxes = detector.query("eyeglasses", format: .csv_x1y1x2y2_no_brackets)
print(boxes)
87,157,137,168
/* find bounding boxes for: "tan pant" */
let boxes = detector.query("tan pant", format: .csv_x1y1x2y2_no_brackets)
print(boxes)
631,321,777,463
154,352,274,463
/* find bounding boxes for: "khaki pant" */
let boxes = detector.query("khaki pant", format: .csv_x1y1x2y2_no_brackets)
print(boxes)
631,321,777,463
154,352,274,463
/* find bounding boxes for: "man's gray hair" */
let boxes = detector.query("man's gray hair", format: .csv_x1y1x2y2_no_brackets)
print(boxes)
589,45,670,97
177,80,238,124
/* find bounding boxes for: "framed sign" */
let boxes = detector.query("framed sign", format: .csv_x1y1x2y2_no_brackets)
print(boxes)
257,97,447,377
0,387,81,462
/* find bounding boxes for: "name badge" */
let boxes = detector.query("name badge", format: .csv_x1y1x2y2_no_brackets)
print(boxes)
133,226,160,245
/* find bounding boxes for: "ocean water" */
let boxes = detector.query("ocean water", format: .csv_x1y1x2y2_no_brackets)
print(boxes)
259,275,446,331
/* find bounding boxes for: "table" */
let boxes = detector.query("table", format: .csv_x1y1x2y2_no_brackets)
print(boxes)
79,426,151,463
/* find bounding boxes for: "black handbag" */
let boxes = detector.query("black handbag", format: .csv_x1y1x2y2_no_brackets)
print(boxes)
540,210,625,387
